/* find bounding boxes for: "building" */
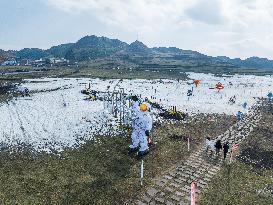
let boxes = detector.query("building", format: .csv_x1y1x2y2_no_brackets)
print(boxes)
1,59,17,66
48,57,70,66
18,59,31,66
28,58,46,67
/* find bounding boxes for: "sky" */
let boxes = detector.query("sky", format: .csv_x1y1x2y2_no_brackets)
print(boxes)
1,0,273,59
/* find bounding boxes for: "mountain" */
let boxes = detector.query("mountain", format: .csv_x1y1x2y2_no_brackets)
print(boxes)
47,43,74,58
216,56,273,69
64,35,128,61
0,35,273,70
0,49,16,61
16,48,47,59
244,57,273,69
126,40,151,54
152,47,205,58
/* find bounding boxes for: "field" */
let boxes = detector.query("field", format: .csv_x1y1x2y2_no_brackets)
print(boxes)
0,67,272,204
1,73,272,150
0,115,236,205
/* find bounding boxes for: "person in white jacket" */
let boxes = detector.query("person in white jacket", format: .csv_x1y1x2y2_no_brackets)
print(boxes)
205,137,215,155
129,103,153,156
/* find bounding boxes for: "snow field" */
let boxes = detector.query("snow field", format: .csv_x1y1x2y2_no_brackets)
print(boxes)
0,72,272,151
0,78,119,151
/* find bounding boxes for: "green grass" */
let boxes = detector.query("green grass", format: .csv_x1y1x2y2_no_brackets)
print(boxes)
199,104,273,205
0,129,188,205
199,162,273,205
0,114,234,205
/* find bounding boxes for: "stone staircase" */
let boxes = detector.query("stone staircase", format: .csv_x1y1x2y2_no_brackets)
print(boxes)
136,102,262,205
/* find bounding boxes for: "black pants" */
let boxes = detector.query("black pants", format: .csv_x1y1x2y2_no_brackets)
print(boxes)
216,148,221,155
224,151,228,159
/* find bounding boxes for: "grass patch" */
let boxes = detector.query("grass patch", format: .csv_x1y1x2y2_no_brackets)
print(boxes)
199,162,273,205
0,114,234,205
199,104,273,205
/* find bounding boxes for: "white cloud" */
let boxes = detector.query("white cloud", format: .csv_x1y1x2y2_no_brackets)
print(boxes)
47,0,196,31
186,0,226,25
46,0,273,59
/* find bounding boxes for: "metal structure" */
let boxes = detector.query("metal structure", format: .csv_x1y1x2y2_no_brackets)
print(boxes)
104,87,132,125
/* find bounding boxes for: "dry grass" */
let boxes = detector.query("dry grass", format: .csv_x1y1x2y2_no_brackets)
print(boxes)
0,114,234,205
199,103,273,205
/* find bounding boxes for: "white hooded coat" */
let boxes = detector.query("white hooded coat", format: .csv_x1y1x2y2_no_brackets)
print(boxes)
205,138,215,151
130,110,153,151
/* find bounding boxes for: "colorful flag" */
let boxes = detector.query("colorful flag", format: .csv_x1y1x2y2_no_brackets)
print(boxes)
191,181,196,205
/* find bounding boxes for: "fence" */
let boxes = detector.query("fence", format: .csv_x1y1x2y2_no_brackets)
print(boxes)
103,88,133,125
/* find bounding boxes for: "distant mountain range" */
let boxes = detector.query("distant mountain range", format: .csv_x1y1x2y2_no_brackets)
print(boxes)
1,35,273,70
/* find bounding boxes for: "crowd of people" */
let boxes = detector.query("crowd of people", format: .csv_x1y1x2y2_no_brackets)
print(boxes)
205,137,230,159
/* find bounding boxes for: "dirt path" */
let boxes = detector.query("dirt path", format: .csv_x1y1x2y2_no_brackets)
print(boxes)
136,101,263,205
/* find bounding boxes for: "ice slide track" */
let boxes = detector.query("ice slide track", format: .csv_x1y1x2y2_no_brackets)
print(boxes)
136,101,263,205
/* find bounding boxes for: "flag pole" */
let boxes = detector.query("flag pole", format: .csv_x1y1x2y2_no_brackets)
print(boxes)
140,160,144,186
191,181,196,205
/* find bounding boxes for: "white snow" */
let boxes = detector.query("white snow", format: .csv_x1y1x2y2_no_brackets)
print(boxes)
0,73,272,151
90,72,273,115
0,78,119,151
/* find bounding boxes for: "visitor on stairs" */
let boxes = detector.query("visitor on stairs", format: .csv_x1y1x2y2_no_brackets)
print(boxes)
205,137,215,155
236,111,242,121
215,139,222,156
223,142,230,160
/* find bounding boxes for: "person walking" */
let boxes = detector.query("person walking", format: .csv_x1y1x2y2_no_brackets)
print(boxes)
205,137,214,155
223,142,230,160
236,111,242,121
215,139,222,156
